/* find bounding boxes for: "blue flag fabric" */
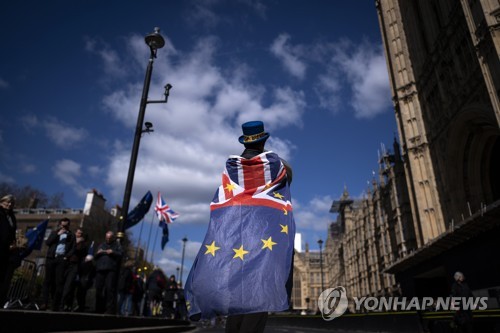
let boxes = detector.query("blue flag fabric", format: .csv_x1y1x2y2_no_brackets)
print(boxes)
20,219,49,259
124,191,153,230
87,241,95,256
185,151,295,320
159,220,169,250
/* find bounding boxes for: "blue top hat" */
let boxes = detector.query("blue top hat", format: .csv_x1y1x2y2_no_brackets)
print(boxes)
238,121,270,144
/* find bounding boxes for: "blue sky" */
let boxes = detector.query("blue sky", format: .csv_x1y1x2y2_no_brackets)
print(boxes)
0,1,397,283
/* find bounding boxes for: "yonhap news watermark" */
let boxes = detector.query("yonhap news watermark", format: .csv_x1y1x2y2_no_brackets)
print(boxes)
318,286,489,321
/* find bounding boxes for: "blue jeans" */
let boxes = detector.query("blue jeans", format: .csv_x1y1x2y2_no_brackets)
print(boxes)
117,293,132,316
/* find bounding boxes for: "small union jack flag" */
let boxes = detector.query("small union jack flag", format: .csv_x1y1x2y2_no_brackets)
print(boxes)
154,192,179,223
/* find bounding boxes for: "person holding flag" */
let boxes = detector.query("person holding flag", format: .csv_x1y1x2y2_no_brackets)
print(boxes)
154,192,179,250
1,212,48,308
185,121,294,333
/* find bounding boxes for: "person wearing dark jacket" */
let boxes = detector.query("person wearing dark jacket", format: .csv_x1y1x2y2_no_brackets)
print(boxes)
0,194,17,306
131,270,144,316
117,260,135,316
94,231,122,314
74,253,96,312
451,271,474,333
41,217,76,311
61,228,88,311
163,275,178,319
175,286,187,320
146,267,167,316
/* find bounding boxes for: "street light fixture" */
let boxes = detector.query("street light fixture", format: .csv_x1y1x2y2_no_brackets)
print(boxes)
318,239,324,305
180,237,188,287
117,27,173,240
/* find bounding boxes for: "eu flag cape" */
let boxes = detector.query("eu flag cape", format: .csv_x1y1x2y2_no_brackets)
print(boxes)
185,151,295,320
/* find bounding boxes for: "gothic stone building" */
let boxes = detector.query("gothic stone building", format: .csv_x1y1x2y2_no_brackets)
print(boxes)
328,140,414,302
376,0,500,299
292,243,330,313
325,0,500,305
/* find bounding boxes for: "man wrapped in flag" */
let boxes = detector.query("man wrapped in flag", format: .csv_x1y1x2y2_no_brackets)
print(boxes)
185,121,294,333
155,192,179,250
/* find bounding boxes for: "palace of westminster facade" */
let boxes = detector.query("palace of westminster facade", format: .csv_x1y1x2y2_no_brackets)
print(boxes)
292,0,500,312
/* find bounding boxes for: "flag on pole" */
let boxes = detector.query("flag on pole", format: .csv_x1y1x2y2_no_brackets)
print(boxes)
154,192,179,223
159,220,169,251
124,191,153,230
154,192,179,250
20,219,49,259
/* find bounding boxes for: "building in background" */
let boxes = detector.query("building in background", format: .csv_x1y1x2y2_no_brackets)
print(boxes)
326,140,415,304
316,0,500,309
375,0,500,302
14,189,127,265
292,243,328,313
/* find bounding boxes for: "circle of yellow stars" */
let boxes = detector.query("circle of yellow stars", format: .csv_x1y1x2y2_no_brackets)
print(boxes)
203,221,290,261
203,190,290,260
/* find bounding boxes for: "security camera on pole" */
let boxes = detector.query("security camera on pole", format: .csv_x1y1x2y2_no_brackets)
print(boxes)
117,27,173,241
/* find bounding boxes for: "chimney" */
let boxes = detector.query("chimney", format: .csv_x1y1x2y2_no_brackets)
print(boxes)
28,197,39,209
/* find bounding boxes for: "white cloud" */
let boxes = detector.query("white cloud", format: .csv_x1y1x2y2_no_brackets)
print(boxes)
53,159,87,196
88,165,103,178
0,78,9,89
315,74,342,112
270,34,307,80
156,239,202,279
43,117,88,149
84,37,127,78
21,164,36,174
328,41,391,118
237,0,267,18
97,35,305,224
186,0,221,29
0,171,15,183
293,195,334,232
268,36,391,118
160,239,202,262
20,114,38,130
184,0,267,30
21,115,88,149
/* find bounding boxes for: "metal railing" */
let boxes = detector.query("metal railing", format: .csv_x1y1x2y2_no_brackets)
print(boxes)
3,260,44,310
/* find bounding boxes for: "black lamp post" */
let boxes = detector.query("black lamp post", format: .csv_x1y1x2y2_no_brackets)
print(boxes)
318,239,324,295
176,266,180,283
180,237,188,287
117,27,173,240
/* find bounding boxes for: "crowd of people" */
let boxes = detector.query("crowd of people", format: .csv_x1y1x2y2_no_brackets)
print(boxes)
0,194,186,318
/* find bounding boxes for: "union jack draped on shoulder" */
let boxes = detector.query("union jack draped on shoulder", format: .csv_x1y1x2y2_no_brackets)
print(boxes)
211,151,292,213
